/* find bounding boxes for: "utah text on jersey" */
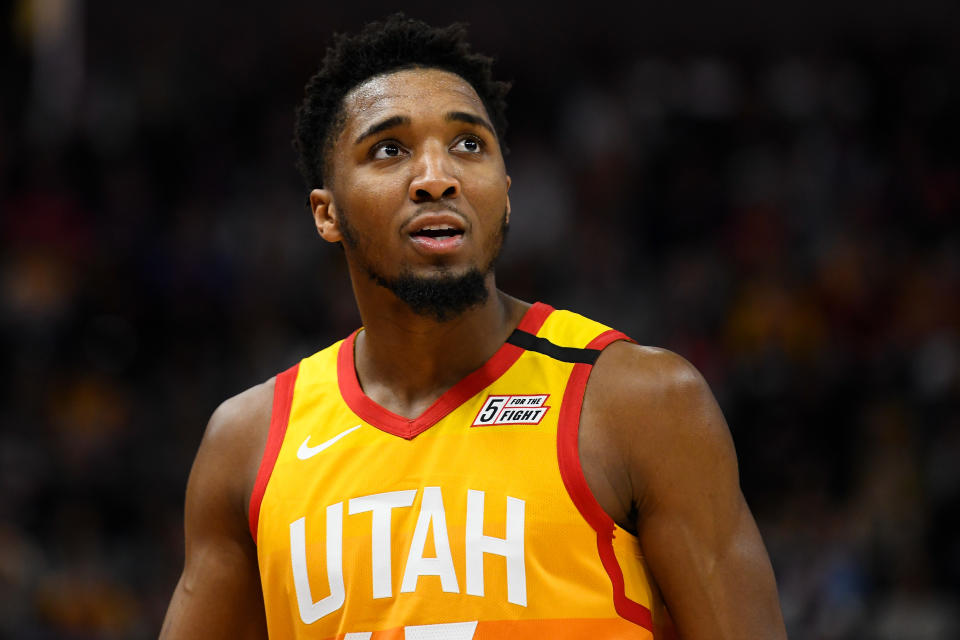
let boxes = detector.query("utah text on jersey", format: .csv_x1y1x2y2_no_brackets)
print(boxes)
292,487,524,624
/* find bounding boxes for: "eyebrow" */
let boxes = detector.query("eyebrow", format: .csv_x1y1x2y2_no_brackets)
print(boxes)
445,111,495,136
354,115,411,145
353,111,496,146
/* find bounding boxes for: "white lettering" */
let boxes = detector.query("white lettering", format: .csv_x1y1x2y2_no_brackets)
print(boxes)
290,488,526,620
290,503,345,624
465,490,527,606
400,487,459,594
349,490,417,598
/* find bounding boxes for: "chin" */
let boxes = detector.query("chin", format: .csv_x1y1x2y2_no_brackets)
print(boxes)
368,263,492,322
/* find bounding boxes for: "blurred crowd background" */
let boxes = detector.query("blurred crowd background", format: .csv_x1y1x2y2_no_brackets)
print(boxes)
2,1,958,638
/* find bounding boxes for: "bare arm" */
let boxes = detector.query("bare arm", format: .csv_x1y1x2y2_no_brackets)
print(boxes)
159,380,274,639
581,342,786,640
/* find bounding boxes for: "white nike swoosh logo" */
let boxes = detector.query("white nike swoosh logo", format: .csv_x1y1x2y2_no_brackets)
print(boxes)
297,425,362,460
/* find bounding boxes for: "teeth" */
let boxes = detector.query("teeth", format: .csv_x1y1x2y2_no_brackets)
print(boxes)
421,225,455,231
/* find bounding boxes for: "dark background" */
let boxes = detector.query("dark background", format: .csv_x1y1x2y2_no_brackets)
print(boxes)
2,1,959,637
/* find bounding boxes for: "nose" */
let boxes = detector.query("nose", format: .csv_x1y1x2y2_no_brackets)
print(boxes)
408,143,460,202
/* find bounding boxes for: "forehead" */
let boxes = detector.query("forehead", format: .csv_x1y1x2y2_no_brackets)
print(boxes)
338,68,489,138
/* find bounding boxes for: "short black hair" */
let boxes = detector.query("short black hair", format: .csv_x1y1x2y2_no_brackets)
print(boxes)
294,14,511,189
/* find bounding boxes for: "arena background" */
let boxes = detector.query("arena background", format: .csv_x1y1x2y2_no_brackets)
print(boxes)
1,1,958,637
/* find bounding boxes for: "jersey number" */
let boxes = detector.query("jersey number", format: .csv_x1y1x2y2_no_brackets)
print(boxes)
476,396,506,424
345,621,478,639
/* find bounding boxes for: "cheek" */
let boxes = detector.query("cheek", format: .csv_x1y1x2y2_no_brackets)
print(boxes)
340,183,395,226
345,171,406,213
466,174,509,210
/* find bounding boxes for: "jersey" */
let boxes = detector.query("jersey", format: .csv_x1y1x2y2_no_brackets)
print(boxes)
249,302,668,639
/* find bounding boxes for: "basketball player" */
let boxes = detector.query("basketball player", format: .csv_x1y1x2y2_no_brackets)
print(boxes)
160,15,787,640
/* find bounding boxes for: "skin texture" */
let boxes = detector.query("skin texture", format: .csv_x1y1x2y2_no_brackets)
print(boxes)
161,68,787,639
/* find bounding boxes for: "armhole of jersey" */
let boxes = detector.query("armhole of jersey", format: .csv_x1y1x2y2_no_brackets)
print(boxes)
556,330,654,631
248,362,300,543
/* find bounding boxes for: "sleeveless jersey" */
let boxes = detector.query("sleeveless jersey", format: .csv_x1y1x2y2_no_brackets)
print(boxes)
250,302,668,639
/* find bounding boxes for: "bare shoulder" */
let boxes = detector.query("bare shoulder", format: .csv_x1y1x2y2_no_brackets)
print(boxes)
589,341,710,407
580,341,737,526
198,377,277,513
586,340,728,443
204,377,276,450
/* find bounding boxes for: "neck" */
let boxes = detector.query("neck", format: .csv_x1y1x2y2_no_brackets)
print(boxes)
351,278,528,419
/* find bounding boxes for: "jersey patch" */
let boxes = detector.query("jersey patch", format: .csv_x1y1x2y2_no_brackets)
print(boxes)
472,395,551,426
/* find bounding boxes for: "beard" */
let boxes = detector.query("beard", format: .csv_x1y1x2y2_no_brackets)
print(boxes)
368,267,490,322
340,208,510,322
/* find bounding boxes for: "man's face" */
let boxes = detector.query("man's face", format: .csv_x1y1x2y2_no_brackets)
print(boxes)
312,67,511,320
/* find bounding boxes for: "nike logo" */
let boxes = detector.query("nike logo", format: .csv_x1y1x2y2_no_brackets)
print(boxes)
297,425,362,460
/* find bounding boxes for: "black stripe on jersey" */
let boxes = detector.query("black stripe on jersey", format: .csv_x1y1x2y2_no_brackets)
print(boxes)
506,330,601,364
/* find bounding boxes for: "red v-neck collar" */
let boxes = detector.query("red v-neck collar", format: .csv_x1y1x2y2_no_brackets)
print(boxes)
337,302,554,440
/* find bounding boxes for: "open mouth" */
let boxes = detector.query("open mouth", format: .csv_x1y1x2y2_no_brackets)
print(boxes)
410,225,465,240
407,218,466,254
405,212,467,254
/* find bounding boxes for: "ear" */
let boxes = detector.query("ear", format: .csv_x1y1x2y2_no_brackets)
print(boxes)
310,188,343,243
505,175,512,225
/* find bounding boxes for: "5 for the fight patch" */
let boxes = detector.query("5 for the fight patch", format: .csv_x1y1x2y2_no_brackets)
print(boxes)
472,394,551,426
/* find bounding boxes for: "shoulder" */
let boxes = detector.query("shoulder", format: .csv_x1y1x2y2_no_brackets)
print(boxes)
206,378,276,442
589,339,732,451
587,340,715,420
204,377,276,454
580,341,737,521
193,377,277,517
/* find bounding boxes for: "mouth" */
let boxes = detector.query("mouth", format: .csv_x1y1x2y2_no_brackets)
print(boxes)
406,213,466,254
409,224,465,240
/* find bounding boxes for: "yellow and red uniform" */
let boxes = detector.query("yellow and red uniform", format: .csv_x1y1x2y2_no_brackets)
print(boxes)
250,302,668,639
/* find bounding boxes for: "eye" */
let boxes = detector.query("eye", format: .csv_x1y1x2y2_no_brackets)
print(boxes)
371,141,404,160
452,136,483,154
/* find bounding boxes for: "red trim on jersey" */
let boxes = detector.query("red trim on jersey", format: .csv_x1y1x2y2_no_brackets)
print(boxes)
337,302,554,440
556,329,654,631
248,362,300,542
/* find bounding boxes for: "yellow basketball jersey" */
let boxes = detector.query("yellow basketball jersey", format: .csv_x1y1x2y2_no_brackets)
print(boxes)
250,302,668,639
